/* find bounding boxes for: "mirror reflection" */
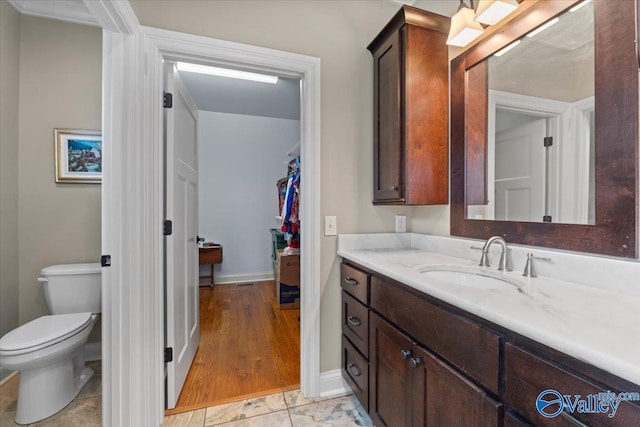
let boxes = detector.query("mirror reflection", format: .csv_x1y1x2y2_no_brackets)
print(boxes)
467,1,595,224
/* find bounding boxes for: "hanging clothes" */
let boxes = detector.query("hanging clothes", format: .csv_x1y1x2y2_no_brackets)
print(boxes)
280,157,300,250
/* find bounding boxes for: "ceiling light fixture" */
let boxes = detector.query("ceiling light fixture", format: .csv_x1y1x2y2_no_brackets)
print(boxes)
176,62,279,84
474,0,519,25
446,0,484,47
570,0,592,12
493,40,521,57
526,17,560,38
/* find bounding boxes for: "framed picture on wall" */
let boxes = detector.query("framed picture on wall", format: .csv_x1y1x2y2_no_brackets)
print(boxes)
54,129,102,183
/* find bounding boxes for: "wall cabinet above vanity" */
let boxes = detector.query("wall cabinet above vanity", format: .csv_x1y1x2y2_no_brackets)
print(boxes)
367,6,449,205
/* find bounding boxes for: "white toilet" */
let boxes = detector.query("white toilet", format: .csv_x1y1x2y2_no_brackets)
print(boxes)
0,263,101,425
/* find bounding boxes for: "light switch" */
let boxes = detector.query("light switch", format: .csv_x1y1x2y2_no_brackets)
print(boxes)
324,216,337,236
395,215,407,233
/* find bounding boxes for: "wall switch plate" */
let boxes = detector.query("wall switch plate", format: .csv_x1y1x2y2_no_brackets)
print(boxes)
324,216,337,236
395,215,407,233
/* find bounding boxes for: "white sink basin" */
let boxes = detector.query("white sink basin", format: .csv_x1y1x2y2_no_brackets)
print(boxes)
419,265,524,291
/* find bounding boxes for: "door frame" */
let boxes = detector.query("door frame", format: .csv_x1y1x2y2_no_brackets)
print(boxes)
142,24,322,401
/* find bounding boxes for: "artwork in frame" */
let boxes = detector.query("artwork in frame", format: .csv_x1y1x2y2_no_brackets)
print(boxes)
55,129,102,183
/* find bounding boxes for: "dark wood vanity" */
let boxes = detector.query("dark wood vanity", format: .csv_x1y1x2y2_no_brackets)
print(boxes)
367,6,450,205
341,260,640,426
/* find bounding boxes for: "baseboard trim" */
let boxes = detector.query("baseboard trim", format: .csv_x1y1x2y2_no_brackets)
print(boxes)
212,272,275,285
0,366,15,384
318,369,350,397
86,342,102,362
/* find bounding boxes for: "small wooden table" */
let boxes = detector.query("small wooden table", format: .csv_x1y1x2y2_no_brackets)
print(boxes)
199,245,223,288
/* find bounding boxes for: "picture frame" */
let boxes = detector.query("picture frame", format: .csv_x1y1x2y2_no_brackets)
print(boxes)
54,129,102,183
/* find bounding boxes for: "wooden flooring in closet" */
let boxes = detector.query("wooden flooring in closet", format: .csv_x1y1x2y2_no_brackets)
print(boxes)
171,281,301,413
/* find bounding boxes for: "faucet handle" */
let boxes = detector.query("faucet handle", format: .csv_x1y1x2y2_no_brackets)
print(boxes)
522,253,552,278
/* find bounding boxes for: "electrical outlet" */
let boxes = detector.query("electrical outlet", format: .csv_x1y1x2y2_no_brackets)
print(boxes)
324,216,337,236
395,215,407,233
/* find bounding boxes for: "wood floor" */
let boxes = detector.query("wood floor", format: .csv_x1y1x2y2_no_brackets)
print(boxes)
173,281,300,411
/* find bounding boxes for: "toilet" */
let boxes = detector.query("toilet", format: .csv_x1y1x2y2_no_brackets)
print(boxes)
0,263,101,425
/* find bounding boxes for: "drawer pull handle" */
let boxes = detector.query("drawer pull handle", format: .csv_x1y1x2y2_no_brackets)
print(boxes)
409,357,422,368
347,363,361,377
400,349,412,360
561,408,589,427
347,316,361,326
344,277,359,286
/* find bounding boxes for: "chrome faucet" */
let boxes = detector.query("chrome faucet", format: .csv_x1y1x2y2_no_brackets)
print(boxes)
479,236,513,271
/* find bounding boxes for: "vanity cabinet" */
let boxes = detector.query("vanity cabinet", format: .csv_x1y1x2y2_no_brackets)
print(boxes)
367,6,449,205
370,312,501,426
340,260,640,426
340,263,371,411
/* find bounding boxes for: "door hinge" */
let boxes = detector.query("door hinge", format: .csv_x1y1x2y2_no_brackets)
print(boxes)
543,136,553,147
543,215,553,223
163,91,173,109
101,255,111,267
164,220,173,236
164,347,173,363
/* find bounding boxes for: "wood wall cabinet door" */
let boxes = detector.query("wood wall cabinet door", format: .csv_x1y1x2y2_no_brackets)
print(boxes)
368,6,450,205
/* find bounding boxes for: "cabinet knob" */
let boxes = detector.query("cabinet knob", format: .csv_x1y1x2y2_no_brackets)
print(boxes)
409,357,422,368
389,185,398,191
347,316,361,326
344,277,358,286
400,349,412,360
347,363,361,377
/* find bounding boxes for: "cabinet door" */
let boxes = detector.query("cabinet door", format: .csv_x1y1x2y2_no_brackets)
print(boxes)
370,313,413,427
372,29,403,203
412,343,502,427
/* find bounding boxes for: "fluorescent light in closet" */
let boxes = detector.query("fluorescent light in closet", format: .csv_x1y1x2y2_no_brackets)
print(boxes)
526,17,559,38
176,62,279,84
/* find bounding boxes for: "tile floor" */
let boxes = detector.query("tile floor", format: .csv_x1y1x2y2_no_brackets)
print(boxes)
1,364,373,427
0,361,102,426
162,389,374,427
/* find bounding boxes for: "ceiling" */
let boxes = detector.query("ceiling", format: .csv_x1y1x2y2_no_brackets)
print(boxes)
178,71,301,121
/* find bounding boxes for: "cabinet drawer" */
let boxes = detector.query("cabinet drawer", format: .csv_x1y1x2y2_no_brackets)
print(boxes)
341,264,370,305
505,343,640,426
342,335,369,411
371,276,500,394
342,291,369,358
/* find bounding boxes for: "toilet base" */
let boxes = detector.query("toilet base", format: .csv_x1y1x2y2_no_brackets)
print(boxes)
15,358,94,425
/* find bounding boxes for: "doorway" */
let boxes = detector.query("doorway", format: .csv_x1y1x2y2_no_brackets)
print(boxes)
164,59,303,411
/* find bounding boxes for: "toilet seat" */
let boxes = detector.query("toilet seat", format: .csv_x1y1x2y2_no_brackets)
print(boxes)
0,313,92,355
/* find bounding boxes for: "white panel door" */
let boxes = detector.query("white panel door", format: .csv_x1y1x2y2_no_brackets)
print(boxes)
165,64,199,409
494,119,546,222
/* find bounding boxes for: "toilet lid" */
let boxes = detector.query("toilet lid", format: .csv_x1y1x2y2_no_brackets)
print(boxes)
0,313,92,353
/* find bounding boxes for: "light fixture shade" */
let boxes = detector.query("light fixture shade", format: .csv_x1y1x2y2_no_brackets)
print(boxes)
176,62,279,84
474,0,519,25
446,5,484,47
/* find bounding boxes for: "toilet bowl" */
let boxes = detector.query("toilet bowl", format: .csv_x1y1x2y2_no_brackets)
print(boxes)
0,263,101,425
0,313,97,424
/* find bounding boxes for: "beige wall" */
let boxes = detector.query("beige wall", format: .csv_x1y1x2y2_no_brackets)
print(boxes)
135,0,423,372
0,0,21,339
17,16,102,342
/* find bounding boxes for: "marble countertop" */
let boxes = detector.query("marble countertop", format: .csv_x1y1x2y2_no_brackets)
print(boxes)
338,236,640,386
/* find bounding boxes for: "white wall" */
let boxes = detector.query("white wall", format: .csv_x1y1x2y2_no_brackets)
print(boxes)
17,16,102,339
0,0,21,347
198,111,299,283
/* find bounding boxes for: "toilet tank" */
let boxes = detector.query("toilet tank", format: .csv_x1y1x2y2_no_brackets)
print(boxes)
39,263,102,315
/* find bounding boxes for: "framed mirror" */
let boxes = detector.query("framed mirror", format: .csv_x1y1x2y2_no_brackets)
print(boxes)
450,0,638,258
